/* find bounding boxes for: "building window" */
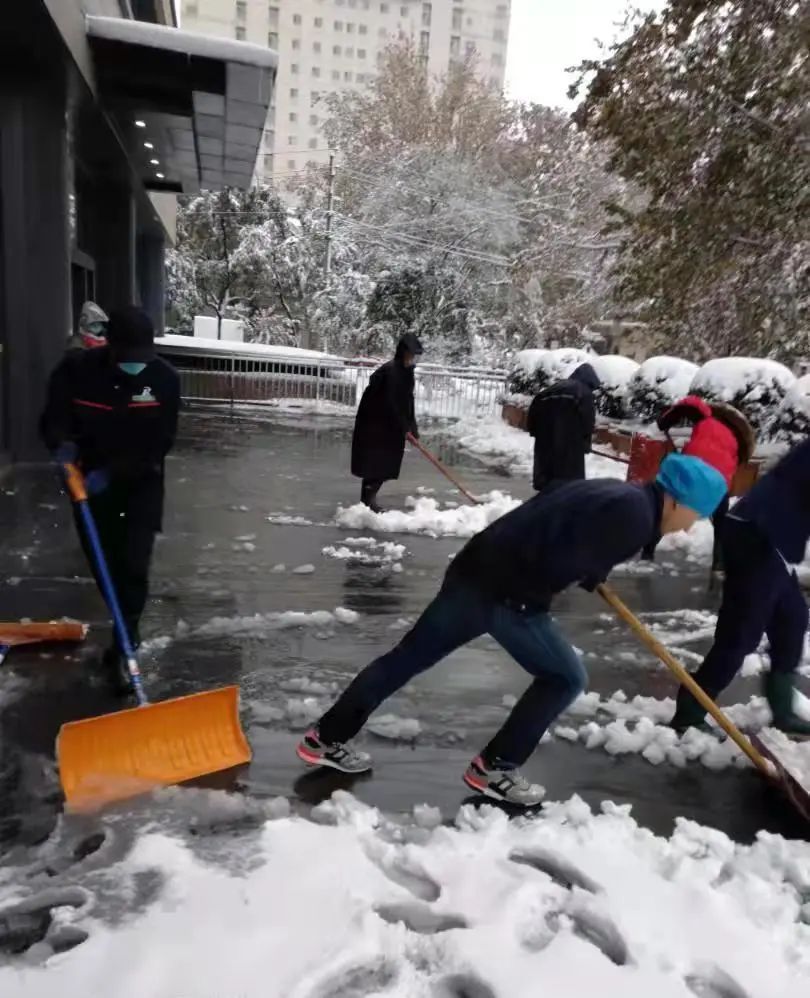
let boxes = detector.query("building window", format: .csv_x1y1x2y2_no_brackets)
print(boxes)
312,66,321,77
491,52,503,66
335,20,343,30
450,36,460,56
465,41,475,56
378,26,387,36
235,25,246,40
290,88,299,98
493,28,506,42
452,7,462,31
264,154,274,173
332,70,340,80
236,1,246,22
268,31,278,47
289,112,298,122
289,136,297,145
264,128,274,145
310,114,319,125
344,71,353,81
380,2,389,11
309,138,319,149
311,92,321,104
314,16,323,27
347,22,355,33
420,31,429,54
313,41,321,52
422,3,431,26
287,159,296,170
359,23,368,34
292,39,301,50
358,48,366,58
293,13,302,25
348,0,357,7
333,44,342,55
291,63,299,73
496,3,508,16
184,1,198,15
356,72,365,83
268,5,279,27
345,47,354,57
400,5,408,16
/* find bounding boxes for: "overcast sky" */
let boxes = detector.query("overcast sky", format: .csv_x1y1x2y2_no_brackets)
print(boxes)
505,0,666,108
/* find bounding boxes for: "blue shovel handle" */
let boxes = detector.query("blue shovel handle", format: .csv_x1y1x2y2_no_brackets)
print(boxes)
64,464,148,707
0,645,8,667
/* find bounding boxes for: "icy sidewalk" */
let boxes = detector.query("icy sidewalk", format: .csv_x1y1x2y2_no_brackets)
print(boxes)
1,792,808,997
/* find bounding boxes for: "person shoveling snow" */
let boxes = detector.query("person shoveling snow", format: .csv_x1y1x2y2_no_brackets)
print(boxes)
297,452,727,807
672,437,810,737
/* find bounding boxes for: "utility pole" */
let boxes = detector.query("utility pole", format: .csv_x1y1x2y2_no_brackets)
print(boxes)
324,153,336,283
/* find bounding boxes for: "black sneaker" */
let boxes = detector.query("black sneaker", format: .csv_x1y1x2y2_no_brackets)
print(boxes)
296,728,373,773
463,755,545,806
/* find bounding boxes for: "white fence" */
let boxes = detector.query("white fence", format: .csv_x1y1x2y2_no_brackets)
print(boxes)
156,337,507,420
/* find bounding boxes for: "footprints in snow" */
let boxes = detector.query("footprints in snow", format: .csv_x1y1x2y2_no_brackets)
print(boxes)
375,901,467,935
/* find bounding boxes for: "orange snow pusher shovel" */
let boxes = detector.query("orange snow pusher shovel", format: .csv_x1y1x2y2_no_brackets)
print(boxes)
56,465,251,812
0,621,88,666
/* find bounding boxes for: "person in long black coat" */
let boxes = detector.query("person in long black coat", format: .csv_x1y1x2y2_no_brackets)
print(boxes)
351,333,423,511
527,362,601,492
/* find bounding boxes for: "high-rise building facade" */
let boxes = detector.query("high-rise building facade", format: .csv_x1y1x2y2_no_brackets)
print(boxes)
181,1,511,184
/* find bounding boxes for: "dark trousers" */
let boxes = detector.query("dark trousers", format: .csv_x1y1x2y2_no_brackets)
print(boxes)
677,518,808,714
318,579,587,767
74,486,156,652
361,478,385,505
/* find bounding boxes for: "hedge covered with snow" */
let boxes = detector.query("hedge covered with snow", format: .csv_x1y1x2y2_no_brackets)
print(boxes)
591,354,640,420
626,356,699,423
773,374,810,444
688,357,795,436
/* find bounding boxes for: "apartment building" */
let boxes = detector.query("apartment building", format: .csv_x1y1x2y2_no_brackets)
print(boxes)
181,0,511,183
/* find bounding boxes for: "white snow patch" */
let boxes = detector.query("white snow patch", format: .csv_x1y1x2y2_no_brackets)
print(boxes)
292,564,316,575
266,514,314,526
191,608,360,640
366,714,422,741
336,492,520,539
4,794,810,996
690,356,795,401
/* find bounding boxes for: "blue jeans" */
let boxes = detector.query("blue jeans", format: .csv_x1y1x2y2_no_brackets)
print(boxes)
317,580,587,767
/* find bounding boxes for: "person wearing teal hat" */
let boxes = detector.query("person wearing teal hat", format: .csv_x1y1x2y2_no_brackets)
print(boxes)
296,451,727,806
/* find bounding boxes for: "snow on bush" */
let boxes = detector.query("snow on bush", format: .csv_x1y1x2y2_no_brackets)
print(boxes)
505,348,549,397
590,355,640,420
767,373,810,445
627,356,699,423
689,357,796,438
505,347,592,399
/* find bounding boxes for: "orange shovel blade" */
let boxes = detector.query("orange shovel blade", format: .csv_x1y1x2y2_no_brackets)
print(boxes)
57,686,252,811
0,621,88,647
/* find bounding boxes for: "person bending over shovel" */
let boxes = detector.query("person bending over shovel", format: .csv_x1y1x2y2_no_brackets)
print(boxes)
298,453,727,806
40,306,180,695
671,438,810,737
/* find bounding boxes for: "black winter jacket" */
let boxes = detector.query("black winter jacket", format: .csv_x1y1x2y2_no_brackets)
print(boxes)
351,334,421,481
40,347,180,529
447,478,663,612
528,363,600,491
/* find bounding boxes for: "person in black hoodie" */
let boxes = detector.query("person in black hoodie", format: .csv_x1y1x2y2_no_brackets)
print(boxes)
297,453,727,806
351,333,423,512
527,362,601,491
40,306,180,693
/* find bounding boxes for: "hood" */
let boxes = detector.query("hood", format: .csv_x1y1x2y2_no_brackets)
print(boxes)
570,363,601,391
79,301,109,328
395,333,424,361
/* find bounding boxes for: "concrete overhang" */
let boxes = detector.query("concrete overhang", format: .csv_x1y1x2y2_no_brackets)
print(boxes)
86,16,277,193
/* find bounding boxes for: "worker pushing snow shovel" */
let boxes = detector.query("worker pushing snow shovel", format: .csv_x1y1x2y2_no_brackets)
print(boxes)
297,449,728,806
40,306,180,695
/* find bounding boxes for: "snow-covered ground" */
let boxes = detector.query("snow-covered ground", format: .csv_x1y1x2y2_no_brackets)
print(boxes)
2,792,809,997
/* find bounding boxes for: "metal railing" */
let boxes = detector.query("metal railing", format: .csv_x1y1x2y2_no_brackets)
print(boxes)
156,338,508,419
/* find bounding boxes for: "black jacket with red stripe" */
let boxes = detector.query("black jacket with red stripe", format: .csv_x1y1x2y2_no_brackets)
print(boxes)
40,347,180,528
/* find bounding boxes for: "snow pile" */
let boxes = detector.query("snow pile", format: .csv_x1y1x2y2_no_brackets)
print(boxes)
690,357,796,436
773,373,810,444
191,607,359,640
591,355,640,420
322,537,406,570
757,728,810,788
265,514,314,526
3,793,809,996
336,492,521,539
366,714,422,740
627,356,699,422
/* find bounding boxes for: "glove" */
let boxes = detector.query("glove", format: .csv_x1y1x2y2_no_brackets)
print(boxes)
85,468,110,496
53,441,78,466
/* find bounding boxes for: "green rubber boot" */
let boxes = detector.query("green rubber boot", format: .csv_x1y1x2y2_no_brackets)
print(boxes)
670,696,712,735
764,672,810,739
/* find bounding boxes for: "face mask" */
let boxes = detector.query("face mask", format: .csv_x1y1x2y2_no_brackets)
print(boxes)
117,361,147,376
81,333,106,349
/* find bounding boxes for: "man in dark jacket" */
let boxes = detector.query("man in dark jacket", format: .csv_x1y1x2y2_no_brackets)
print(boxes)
351,333,422,512
528,363,601,491
672,439,810,736
40,306,180,693
297,453,727,805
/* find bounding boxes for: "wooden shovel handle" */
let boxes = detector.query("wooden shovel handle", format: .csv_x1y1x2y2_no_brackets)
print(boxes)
596,583,774,778
407,433,481,506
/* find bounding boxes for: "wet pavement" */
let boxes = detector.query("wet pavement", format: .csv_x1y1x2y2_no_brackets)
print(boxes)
1,407,808,861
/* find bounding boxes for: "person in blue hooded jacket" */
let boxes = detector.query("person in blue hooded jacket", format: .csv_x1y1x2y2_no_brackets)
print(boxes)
672,438,810,736
296,453,727,806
